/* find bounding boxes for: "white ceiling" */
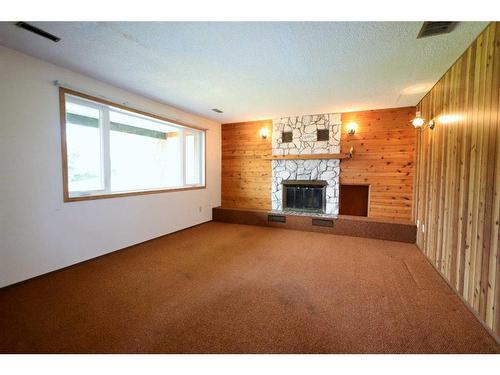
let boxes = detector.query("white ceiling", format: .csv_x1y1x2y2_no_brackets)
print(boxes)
0,22,488,123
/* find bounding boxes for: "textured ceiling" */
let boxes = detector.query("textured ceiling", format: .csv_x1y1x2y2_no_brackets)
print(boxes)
0,22,488,123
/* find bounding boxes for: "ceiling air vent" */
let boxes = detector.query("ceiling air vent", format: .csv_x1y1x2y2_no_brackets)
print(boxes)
417,22,458,39
16,22,61,42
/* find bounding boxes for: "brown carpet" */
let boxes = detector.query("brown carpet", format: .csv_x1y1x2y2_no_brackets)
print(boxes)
0,222,498,353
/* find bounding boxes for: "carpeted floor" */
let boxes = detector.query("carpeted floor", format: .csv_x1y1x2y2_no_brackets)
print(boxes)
0,222,499,353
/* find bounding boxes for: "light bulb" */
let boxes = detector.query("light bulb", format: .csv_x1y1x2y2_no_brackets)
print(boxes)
412,112,425,128
412,117,425,128
259,127,269,139
346,122,357,135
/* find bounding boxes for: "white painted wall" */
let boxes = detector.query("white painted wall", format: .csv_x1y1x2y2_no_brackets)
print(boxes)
0,46,221,288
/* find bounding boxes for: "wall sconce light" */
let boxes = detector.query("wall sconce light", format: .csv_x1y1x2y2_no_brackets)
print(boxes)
259,127,269,139
411,111,436,130
346,122,357,135
412,111,425,128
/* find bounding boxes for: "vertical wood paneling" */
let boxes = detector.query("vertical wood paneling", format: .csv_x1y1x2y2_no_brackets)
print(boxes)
221,108,417,221
340,108,416,222
415,22,500,336
221,120,272,209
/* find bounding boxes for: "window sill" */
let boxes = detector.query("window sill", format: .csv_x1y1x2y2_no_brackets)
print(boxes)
64,185,206,202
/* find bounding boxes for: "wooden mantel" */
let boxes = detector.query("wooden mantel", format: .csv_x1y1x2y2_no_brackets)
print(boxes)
263,151,353,161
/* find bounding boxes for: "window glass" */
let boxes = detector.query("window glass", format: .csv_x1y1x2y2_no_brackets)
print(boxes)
63,93,205,199
66,101,103,193
109,110,183,191
185,132,203,185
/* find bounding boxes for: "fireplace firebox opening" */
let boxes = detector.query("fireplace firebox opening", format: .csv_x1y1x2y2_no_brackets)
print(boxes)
282,180,327,213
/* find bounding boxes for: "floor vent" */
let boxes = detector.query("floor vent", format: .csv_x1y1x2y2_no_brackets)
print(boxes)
312,218,334,227
268,214,286,223
417,22,458,39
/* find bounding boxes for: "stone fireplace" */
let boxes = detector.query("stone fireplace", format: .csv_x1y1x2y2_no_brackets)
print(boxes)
272,159,339,214
271,113,341,215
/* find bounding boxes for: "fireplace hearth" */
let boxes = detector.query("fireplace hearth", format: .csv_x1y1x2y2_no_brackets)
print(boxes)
282,180,327,213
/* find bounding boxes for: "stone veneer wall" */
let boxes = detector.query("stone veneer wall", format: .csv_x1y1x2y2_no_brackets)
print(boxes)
272,113,341,155
271,113,341,215
271,159,340,214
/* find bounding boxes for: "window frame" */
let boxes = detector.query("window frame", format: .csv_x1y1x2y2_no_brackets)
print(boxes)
59,87,207,202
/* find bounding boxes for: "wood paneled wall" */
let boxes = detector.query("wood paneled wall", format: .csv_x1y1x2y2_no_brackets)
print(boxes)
414,22,500,336
221,107,417,221
340,107,416,221
221,120,272,209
